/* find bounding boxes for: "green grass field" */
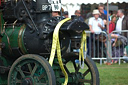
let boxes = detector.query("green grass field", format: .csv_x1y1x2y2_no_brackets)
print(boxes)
66,62,128,85
96,63,128,85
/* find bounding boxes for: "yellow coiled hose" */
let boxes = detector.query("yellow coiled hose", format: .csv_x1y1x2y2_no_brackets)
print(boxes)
49,18,87,85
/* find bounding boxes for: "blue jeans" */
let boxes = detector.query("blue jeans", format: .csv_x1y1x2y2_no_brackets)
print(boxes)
123,56,128,63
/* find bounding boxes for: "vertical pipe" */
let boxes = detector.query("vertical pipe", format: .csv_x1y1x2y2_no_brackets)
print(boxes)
102,33,103,58
98,34,99,58
93,34,95,58
106,0,112,63
89,33,91,57
119,57,121,65
107,0,109,34
100,59,102,65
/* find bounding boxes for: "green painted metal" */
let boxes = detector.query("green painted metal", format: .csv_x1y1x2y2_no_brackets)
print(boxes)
0,56,12,85
2,26,20,56
0,9,99,85
0,13,75,84
8,54,55,85
0,74,8,85
0,11,28,56
0,12,28,85
0,11,5,36
19,26,28,54
1,25,28,57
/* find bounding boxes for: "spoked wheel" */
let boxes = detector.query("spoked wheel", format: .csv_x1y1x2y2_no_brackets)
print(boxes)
63,54,100,85
8,54,56,85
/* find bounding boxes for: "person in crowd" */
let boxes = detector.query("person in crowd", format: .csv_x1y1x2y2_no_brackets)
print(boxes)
109,15,116,33
89,9,105,34
104,10,107,15
75,10,84,21
108,15,119,47
108,15,119,63
109,9,128,64
52,8,64,17
99,15,118,47
86,4,107,25
109,11,113,21
88,9,105,57
116,9,128,37
63,11,69,18
98,4,107,31
98,4,107,20
52,11,60,17
123,46,128,63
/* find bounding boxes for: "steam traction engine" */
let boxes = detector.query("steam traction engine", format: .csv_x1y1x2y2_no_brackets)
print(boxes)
0,0,99,85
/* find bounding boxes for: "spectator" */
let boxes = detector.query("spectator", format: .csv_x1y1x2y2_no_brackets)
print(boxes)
104,10,107,15
52,8,64,17
52,11,60,17
89,9,105,34
123,46,128,63
86,12,93,19
99,33,118,47
75,10,84,21
109,15,116,33
98,4,107,20
116,9,128,37
109,11,113,21
63,11,69,18
98,4,107,32
88,9,105,58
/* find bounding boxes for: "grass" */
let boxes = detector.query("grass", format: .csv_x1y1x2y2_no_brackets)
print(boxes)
66,62,128,85
96,63,128,85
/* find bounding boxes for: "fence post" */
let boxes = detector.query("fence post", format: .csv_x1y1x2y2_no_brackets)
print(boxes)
106,34,112,63
100,59,102,65
119,58,121,65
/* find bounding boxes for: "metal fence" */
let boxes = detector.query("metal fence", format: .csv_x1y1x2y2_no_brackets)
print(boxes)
85,30,128,65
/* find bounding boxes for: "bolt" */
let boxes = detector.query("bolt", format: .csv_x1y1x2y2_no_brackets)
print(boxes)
63,37,65,39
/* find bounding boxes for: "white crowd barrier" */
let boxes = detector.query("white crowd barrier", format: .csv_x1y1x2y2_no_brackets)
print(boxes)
85,30,128,65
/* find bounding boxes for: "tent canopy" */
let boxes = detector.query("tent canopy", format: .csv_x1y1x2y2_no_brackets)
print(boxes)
61,0,128,18
61,0,128,4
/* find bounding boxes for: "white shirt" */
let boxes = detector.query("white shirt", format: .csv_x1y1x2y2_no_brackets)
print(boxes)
89,17,105,34
116,15,124,32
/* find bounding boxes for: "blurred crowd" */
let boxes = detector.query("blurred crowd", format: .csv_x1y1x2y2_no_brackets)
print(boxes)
62,4,128,35
51,3,128,64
